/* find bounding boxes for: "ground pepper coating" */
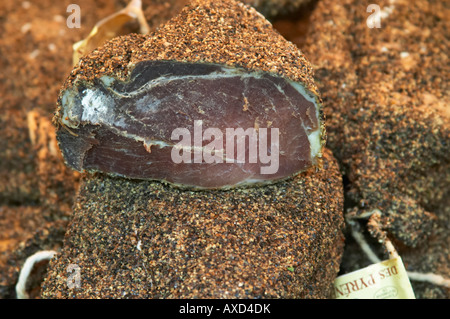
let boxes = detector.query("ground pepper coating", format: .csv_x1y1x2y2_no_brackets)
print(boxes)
41,148,344,298
298,0,449,298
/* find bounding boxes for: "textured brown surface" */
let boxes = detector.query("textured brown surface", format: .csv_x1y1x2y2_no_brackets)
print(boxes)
0,110,39,204
0,215,66,299
2,0,447,300
141,0,189,29
0,0,123,298
294,0,449,298
41,148,344,298
0,0,122,203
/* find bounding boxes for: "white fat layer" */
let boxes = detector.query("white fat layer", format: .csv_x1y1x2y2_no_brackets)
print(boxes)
61,87,115,128
81,89,114,124
100,75,116,86
144,140,172,148
307,129,322,160
289,81,319,105
106,67,265,98
289,80,323,160
61,89,81,128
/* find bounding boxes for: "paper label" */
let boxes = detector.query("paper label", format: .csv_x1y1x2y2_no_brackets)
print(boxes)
334,257,415,299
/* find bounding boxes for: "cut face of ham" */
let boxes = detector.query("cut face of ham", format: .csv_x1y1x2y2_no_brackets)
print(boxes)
57,60,323,189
